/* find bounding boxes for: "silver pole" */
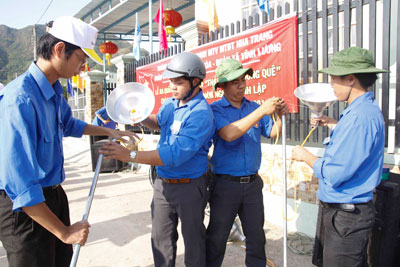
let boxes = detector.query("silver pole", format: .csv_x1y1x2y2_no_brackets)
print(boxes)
149,0,153,54
70,138,116,267
281,114,287,267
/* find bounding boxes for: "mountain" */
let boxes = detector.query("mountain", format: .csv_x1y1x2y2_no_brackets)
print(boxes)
0,24,139,85
0,25,44,84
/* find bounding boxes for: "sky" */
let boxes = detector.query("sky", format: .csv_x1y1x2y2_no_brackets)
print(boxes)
0,0,92,29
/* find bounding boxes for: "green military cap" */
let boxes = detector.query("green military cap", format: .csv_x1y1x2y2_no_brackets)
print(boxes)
319,46,388,76
214,59,253,90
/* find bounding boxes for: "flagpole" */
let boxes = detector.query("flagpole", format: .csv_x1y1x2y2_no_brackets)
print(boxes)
149,0,153,54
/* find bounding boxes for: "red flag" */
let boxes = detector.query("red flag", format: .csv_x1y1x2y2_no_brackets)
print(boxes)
154,0,168,51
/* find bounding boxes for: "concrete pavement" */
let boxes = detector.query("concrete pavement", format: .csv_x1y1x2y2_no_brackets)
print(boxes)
0,136,313,267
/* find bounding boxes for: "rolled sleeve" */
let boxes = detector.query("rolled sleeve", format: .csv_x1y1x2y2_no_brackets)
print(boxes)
64,118,86,137
261,115,273,138
158,145,173,166
12,184,45,211
313,157,324,180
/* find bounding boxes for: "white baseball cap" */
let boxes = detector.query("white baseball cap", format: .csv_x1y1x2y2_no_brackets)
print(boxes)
48,16,104,65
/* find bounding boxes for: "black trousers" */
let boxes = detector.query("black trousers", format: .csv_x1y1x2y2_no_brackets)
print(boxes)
0,186,72,267
151,174,208,267
312,200,375,267
206,175,266,267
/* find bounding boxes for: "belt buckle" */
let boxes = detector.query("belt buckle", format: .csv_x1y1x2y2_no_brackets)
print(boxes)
240,176,251,183
340,203,355,212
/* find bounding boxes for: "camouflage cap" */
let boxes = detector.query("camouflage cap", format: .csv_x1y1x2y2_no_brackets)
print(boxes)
214,59,253,90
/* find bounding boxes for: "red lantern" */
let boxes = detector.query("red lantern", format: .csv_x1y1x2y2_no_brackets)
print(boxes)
164,8,182,38
99,41,118,65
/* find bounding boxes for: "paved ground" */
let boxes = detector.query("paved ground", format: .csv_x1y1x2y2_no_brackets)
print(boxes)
0,137,313,267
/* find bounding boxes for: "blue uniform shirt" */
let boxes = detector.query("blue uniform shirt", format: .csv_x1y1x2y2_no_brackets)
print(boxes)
210,96,273,176
92,106,117,129
0,63,86,211
313,92,385,204
156,91,215,179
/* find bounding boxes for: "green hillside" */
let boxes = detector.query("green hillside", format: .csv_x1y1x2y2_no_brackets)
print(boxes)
0,25,45,84
0,24,137,85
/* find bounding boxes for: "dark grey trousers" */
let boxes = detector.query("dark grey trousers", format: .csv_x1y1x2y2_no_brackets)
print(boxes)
151,174,208,267
0,186,72,267
206,175,266,267
312,201,375,267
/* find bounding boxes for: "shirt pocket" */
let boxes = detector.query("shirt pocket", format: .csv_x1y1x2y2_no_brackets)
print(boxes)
38,131,55,162
247,125,261,143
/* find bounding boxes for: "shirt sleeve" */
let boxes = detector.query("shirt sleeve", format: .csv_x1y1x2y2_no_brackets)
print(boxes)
0,96,46,211
260,114,273,138
158,108,214,167
211,103,231,130
313,113,375,188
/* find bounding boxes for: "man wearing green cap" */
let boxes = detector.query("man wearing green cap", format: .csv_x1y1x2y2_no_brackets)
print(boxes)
206,58,288,266
292,46,388,267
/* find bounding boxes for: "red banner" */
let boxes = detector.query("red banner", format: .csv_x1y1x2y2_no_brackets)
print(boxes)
136,14,298,113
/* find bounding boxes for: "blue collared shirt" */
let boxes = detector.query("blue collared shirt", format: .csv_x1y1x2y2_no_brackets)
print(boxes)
0,63,86,211
313,92,385,204
156,91,215,179
92,106,117,129
210,96,273,176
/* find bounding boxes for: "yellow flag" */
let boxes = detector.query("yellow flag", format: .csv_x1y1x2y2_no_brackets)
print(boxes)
71,75,77,86
77,74,84,92
204,0,218,32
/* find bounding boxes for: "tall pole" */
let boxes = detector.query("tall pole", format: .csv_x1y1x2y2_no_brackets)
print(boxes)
282,114,288,267
149,0,153,54
33,25,37,61
103,47,107,104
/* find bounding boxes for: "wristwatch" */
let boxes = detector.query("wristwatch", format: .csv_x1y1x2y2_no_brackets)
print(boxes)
130,150,137,162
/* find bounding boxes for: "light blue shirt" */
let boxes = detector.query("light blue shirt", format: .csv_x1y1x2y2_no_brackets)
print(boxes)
210,96,273,176
92,106,117,129
0,63,86,211
156,91,215,179
313,92,385,204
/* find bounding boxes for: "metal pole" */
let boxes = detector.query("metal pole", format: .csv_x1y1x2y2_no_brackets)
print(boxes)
103,42,107,104
149,0,153,54
281,114,287,267
70,138,114,267
33,24,37,61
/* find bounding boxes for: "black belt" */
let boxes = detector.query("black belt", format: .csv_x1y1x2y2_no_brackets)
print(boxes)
320,200,372,212
43,184,60,191
216,173,258,184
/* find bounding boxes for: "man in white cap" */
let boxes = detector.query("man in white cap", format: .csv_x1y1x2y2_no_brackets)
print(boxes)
0,16,136,267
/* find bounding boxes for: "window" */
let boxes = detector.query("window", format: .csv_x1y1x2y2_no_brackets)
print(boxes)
241,0,259,22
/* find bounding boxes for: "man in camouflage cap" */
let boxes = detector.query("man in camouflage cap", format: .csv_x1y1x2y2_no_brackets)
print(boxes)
292,46,388,267
206,58,288,266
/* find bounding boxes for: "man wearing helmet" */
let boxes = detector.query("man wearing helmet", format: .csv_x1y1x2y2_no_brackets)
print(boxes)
100,52,215,267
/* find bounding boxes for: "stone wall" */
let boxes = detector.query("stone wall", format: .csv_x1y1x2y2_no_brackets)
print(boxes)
81,71,107,124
